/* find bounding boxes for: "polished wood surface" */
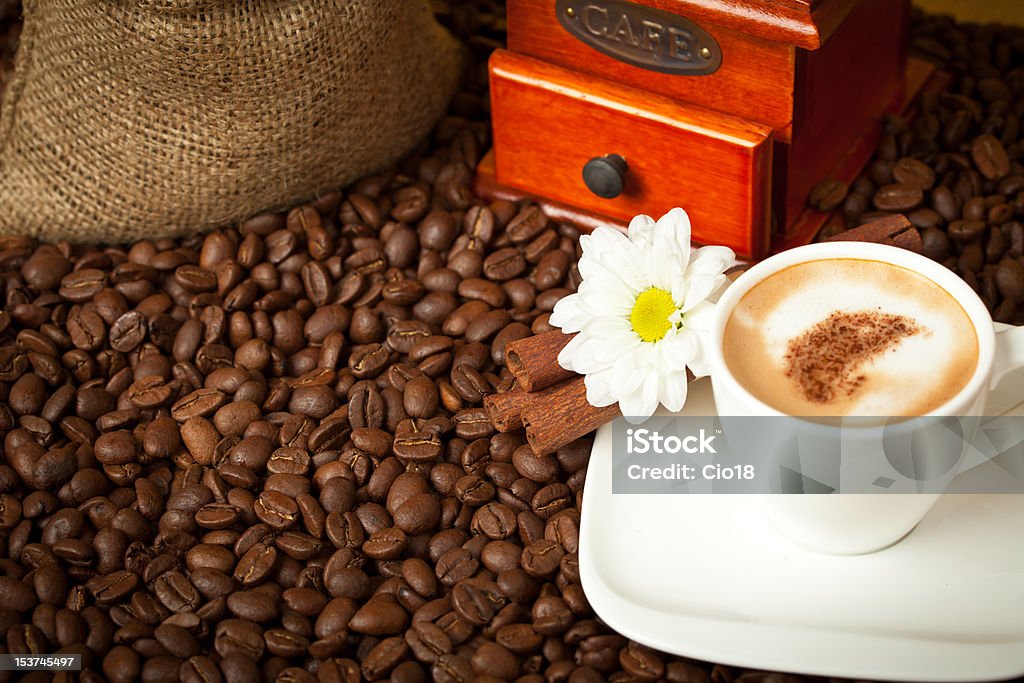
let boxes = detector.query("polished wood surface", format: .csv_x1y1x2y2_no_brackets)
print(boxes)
489,49,774,258
478,57,941,258
508,0,799,141
774,57,943,253
777,0,909,232
474,151,635,235
539,0,841,49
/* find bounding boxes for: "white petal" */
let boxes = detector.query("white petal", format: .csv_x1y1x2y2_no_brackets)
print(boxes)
584,318,638,365
632,342,660,372
619,372,660,422
584,369,619,407
579,247,644,296
556,332,590,372
565,334,618,374
647,227,686,291
550,294,586,332
669,271,689,308
628,214,657,249
680,274,723,312
579,282,635,316
686,330,713,377
687,245,735,277
681,300,716,331
583,314,632,337
610,351,645,397
618,388,650,422
655,207,692,251
580,227,631,269
657,330,697,371
658,371,690,412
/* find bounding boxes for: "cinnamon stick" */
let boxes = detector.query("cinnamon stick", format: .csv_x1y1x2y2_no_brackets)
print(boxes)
505,331,576,392
521,376,621,455
485,383,574,432
824,214,922,253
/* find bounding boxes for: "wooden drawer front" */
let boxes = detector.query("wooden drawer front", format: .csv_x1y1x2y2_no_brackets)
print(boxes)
489,50,774,258
507,0,797,141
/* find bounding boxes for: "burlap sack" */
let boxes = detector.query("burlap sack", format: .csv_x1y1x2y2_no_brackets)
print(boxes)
0,0,461,242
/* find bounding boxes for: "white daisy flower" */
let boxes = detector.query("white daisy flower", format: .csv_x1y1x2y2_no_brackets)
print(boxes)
550,208,735,423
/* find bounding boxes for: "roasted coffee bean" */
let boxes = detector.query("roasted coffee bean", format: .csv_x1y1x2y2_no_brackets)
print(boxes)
507,206,548,244
807,179,847,212
873,183,922,211
94,430,139,466
67,306,106,351
60,269,107,302
420,211,459,251
172,387,227,421
234,542,277,586
996,259,1024,303
483,248,527,281
349,594,409,635
404,375,439,418
394,431,443,462
255,490,299,530
948,220,986,243
972,134,1011,180
891,157,936,189
109,311,147,352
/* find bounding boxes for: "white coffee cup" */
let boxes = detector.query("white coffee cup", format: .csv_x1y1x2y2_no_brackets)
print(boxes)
707,241,1024,555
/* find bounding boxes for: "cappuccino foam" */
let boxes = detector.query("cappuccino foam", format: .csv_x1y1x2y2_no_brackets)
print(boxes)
723,259,978,417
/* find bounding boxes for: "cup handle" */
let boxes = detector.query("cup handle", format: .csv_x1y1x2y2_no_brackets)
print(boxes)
988,323,1024,414
992,323,1024,386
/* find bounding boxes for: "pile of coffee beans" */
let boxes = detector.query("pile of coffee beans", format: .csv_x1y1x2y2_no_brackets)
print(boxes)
816,8,1024,325
4,3,1020,682
0,3,784,682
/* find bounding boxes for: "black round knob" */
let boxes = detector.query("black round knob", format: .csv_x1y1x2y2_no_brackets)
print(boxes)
582,154,628,199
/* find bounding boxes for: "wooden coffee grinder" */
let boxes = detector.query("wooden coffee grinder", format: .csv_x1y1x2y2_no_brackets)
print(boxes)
476,0,935,259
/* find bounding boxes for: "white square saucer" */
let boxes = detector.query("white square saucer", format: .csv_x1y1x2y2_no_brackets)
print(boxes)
580,376,1024,682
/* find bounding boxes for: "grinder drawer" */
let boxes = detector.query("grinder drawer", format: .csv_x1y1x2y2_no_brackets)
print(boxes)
489,49,774,258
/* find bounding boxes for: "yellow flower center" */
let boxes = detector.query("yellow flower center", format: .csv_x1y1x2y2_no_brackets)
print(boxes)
630,287,676,342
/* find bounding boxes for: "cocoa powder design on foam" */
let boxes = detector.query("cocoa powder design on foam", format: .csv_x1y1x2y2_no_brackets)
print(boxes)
784,311,921,404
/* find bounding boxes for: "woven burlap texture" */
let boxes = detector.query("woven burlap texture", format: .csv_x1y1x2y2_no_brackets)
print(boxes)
0,0,461,242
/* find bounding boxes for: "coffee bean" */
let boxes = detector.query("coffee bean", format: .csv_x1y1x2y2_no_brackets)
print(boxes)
349,594,409,635
404,375,440,418
996,259,1024,302
288,384,340,418
948,220,986,243
972,134,1011,180
234,542,277,586
60,269,107,302
873,183,923,211
420,211,459,251
67,306,106,351
507,206,548,244
483,248,527,281
255,491,299,530
172,387,227,421
107,310,148,352
394,432,443,463
88,570,139,605
621,642,666,680
893,157,935,189
521,539,564,577
807,179,847,212
227,589,279,622
94,430,139,466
